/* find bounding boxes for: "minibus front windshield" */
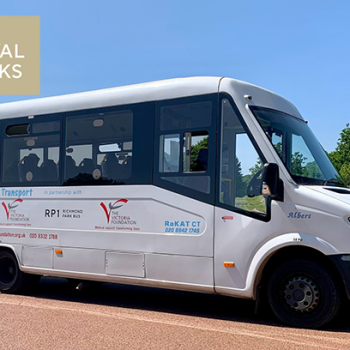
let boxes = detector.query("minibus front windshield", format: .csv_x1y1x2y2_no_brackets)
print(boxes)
250,106,344,187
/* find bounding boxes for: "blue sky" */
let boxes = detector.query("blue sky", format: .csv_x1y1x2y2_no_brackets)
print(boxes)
1,0,349,152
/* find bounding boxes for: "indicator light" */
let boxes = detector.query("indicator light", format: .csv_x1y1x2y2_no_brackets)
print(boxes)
224,262,235,268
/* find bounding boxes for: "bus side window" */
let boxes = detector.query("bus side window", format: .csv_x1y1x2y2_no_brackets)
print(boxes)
183,131,209,173
219,98,267,217
159,134,180,173
63,102,154,186
155,95,217,204
2,119,61,185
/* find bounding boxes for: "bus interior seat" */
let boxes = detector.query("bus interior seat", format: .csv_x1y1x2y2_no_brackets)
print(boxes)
4,161,19,182
120,155,132,179
182,148,209,193
101,153,121,179
41,159,58,181
192,148,208,171
79,158,95,175
65,155,79,179
18,153,41,182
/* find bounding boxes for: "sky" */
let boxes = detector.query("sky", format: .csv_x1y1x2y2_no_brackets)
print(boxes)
0,0,349,153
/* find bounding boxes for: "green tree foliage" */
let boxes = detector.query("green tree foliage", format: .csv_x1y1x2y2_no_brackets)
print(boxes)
291,152,307,176
340,163,350,186
327,150,342,172
235,156,245,197
191,136,246,197
240,157,263,191
249,158,264,176
304,161,323,179
328,123,350,186
274,142,283,157
190,137,208,168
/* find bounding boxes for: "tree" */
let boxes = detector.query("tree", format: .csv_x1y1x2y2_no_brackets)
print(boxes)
304,161,323,179
339,163,350,185
190,137,208,168
235,156,245,197
328,124,350,170
291,152,307,176
336,124,350,162
327,124,350,186
249,158,264,176
328,150,342,172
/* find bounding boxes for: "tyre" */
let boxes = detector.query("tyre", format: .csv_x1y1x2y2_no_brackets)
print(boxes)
0,250,40,294
267,259,341,328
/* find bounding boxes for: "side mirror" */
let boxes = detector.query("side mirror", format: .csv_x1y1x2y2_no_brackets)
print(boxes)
261,163,284,201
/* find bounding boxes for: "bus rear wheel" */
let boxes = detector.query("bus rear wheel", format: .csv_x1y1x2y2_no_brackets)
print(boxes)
267,259,340,328
0,250,40,294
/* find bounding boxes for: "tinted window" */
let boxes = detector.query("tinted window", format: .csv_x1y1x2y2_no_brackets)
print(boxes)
6,124,29,136
154,95,217,204
160,101,212,131
2,115,61,185
64,102,154,186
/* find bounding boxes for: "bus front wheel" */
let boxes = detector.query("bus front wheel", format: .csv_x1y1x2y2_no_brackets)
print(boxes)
0,250,40,293
267,259,340,328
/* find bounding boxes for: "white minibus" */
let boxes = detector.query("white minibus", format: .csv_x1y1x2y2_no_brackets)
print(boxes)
0,77,348,328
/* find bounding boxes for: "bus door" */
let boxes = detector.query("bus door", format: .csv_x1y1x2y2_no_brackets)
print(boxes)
151,94,218,289
214,96,270,292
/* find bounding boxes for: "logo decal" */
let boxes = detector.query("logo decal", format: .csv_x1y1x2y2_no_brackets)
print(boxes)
100,199,128,223
2,199,23,220
287,211,311,219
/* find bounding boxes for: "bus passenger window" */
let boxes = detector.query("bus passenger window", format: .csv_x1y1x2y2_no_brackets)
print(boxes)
18,152,41,182
64,109,133,186
159,134,180,172
155,95,216,203
159,130,210,193
2,120,60,185
183,131,209,172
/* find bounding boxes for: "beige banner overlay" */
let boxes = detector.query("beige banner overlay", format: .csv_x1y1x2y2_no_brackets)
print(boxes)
0,16,40,95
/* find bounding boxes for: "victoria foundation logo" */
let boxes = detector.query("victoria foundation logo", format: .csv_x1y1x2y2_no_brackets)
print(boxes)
0,16,40,95
100,199,128,223
1,198,23,220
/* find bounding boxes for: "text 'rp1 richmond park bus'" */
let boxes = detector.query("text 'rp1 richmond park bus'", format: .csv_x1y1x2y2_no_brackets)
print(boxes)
0,77,348,328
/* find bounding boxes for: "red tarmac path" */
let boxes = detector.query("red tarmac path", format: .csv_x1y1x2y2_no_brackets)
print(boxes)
0,277,349,349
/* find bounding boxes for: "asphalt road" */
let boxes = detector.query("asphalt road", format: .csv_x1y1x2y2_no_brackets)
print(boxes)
0,277,349,349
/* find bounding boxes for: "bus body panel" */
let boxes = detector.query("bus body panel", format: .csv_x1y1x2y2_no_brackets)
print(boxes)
0,185,214,288
19,262,215,293
219,77,303,120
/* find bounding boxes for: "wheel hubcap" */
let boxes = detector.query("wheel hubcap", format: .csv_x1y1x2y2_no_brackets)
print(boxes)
284,276,319,312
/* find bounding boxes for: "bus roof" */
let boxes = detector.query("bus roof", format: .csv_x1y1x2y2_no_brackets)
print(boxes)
0,77,302,120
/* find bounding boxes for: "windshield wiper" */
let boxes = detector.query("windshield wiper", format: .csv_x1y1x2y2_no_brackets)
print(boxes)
323,178,344,187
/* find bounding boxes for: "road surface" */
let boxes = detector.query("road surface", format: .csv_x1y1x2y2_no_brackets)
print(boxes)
0,277,349,349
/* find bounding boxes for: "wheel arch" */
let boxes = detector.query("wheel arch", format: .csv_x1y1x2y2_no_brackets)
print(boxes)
0,245,21,264
244,232,345,299
255,245,346,301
